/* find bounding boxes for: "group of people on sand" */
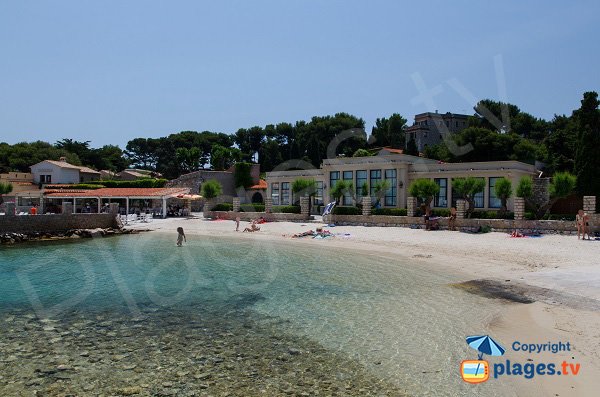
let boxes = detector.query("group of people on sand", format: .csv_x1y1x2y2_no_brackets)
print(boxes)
291,227,332,239
234,216,266,233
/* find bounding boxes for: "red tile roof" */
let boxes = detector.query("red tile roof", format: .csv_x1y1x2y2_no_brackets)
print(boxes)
44,187,189,198
248,179,267,190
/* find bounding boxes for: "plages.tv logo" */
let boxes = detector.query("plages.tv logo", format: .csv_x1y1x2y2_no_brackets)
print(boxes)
461,335,505,383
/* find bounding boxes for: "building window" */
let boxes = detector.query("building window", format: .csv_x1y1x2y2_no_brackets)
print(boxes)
474,178,485,208
281,182,290,205
40,175,52,183
384,169,397,206
434,178,448,207
271,183,280,205
330,171,339,190
488,177,502,208
315,181,324,205
370,169,382,204
342,171,353,205
356,170,367,199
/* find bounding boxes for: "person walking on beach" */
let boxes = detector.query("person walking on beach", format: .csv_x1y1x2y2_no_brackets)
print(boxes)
235,216,240,232
448,207,457,231
176,227,187,246
576,209,590,240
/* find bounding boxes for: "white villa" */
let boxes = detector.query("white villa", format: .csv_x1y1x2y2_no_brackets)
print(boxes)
30,157,101,185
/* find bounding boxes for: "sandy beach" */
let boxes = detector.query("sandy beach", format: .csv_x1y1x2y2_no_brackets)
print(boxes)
129,215,600,396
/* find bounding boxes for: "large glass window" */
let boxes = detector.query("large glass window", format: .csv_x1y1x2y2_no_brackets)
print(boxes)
488,177,502,208
356,170,367,199
315,181,324,205
271,183,280,205
384,169,397,206
474,178,485,208
342,171,353,205
434,178,448,207
370,169,382,204
281,182,290,205
330,171,340,189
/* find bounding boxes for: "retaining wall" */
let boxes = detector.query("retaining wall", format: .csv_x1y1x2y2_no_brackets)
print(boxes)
204,211,312,222
0,214,119,234
330,214,593,234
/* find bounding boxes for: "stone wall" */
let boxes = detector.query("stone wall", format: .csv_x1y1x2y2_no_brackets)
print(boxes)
204,211,311,222
329,214,586,234
0,214,119,234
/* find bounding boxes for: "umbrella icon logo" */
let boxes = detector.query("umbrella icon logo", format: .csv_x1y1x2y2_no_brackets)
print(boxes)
461,335,505,384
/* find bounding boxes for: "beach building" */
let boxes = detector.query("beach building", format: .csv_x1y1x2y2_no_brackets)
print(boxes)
265,150,536,212
405,111,469,152
166,163,267,206
30,157,101,184
42,187,191,217
0,172,41,208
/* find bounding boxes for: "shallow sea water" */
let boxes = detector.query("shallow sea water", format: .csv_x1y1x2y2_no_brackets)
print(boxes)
0,233,520,396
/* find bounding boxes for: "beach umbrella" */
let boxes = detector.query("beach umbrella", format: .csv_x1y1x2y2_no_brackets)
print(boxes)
466,335,505,359
466,335,505,378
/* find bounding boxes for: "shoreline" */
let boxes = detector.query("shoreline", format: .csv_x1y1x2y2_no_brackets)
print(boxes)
127,216,600,396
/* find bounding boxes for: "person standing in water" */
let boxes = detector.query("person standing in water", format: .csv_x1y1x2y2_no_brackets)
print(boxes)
176,227,186,246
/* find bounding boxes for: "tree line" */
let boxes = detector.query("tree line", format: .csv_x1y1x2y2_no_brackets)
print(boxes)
0,92,598,199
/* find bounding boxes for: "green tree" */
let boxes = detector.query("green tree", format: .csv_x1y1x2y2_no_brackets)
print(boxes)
329,180,353,205
0,182,13,204
516,176,533,200
408,179,440,215
372,180,391,207
452,177,485,218
516,173,577,218
405,137,418,156
361,182,369,197
234,162,254,188
201,179,223,199
494,177,512,214
574,92,600,200
353,148,371,157
291,178,318,207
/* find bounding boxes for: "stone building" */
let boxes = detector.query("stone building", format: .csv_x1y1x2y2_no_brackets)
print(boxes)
405,111,469,152
266,152,536,212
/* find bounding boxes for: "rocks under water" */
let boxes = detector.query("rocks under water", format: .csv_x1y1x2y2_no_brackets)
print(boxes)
0,305,407,396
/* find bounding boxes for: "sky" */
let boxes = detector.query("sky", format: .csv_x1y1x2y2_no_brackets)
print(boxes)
1,1,598,148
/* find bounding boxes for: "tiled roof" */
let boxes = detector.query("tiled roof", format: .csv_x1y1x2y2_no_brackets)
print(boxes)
35,160,101,174
381,147,404,154
248,179,267,190
44,187,190,198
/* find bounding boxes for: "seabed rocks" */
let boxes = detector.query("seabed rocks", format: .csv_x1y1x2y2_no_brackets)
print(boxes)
0,305,407,396
0,228,140,245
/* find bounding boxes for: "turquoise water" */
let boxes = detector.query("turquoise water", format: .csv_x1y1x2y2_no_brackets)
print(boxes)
0,234,518,396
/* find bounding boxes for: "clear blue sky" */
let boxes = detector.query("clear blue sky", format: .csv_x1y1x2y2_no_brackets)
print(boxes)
1,1,598,148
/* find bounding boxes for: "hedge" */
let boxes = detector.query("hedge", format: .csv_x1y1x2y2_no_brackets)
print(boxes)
240,203,265,212
98,179,168,188
372,208,407,216
272,205,301,214
332,206,362,215
211,203,233,211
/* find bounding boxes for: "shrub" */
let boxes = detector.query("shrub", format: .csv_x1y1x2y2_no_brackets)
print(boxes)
272,205,301,214
452,177,486,218
240,203,265,212
51,183,104,190
332,206,362,215
431,208,451,217
372,208,407,216
471,210,514,220
494,177,513,213
211,203,233,211
408,179,439,214
201,179,223,199
516,176,533,199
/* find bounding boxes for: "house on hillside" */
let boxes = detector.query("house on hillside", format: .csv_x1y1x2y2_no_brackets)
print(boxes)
30,157,101,185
